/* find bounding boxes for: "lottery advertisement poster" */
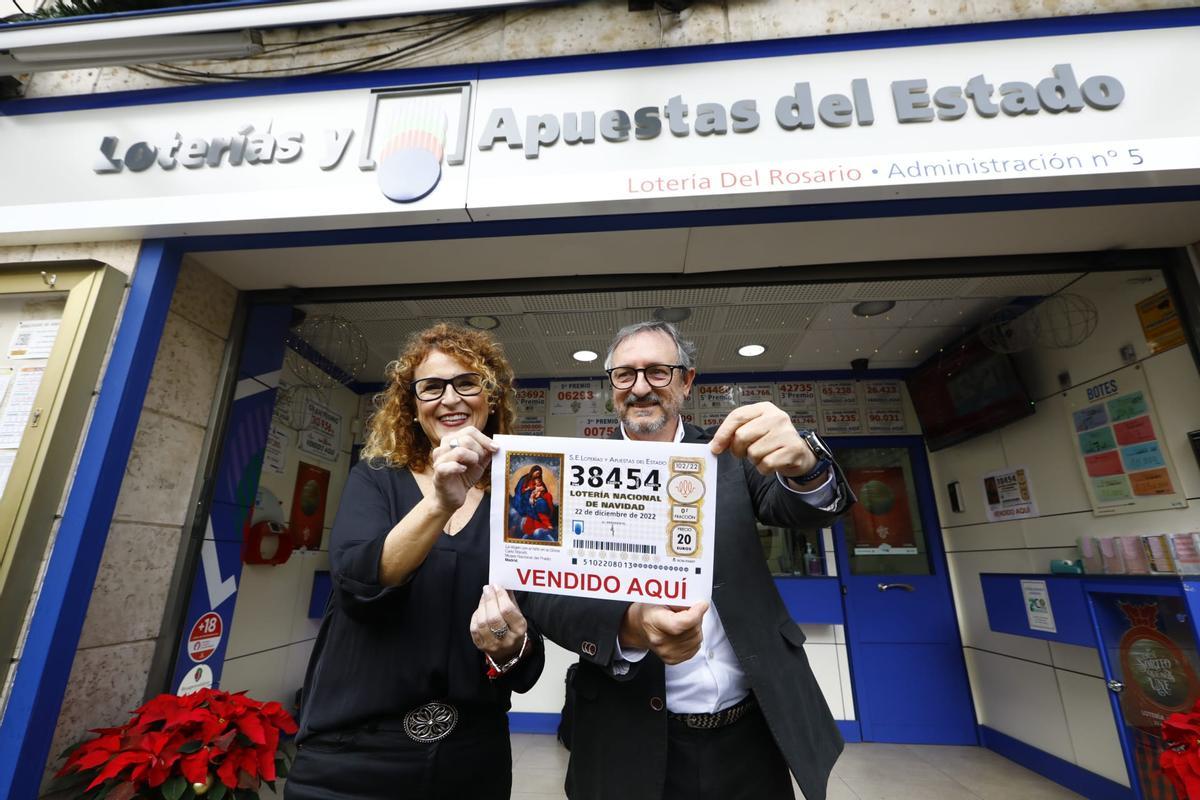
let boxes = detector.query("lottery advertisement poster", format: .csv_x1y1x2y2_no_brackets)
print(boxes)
1065,364,1187,516
490,434,717,606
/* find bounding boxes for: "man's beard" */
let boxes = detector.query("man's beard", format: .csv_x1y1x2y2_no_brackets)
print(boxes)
620,391,682,435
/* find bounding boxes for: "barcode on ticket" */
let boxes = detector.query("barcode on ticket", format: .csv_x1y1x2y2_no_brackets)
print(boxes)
575,540,656,555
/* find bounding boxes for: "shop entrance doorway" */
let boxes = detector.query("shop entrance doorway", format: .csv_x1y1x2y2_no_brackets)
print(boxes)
832,438,978,745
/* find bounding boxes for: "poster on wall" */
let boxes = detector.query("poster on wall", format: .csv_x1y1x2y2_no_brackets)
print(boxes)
7,319,60,360
1020,579,1056,633
1136,289,1185,355
290,461,330,550
982,466,1039,522
738,383,776,405
700,412,729,429
0,450,15,498
1065,364,1188,516
577,416,619,439
516,387,548,416
550,380,602,415
818,381,864,435
298,398,343,462
515,415,546,436
264,426,290,475
777,381,818,429
0,366,44,449
863,379,907,433
696,384,737,410
845,466,917,554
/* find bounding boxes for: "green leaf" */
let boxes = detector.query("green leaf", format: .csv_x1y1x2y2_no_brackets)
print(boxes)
161,775,187,800
177,740,204,755
59,739,89,759
208,782,228,800
273,759,288,779
46,770,92,791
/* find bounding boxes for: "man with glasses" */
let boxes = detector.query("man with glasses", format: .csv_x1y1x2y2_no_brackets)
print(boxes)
524,321,852,800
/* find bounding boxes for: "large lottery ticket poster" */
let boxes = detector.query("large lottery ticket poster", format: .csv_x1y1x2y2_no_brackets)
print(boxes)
489,434,717,606
1065,365,1187,516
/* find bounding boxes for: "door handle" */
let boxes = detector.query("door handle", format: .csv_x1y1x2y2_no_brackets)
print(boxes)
1107,680,1124,693
877,582,915,592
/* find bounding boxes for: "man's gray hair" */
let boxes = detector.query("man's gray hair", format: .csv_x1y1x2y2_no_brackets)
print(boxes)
604,321,698,370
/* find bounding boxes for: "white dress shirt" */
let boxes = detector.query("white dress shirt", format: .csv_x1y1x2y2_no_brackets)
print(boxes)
614,416,836,713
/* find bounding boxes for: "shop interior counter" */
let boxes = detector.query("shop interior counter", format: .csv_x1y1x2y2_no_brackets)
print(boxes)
980,572,1200,647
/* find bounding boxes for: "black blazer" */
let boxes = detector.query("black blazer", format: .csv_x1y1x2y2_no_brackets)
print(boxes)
523,423,853,800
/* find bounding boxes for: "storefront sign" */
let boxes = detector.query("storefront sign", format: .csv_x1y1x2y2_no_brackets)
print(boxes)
4,25,1200,241
1065,364,1187,516
186,612,223,663
477,64,1123,160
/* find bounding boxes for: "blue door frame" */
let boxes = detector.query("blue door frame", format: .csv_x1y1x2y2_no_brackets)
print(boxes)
826,435,978,745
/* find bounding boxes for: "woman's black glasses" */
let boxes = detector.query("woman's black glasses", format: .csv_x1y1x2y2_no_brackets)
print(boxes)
411,372,484,401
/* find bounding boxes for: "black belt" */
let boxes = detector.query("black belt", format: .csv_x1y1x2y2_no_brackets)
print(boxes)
668,694,758,730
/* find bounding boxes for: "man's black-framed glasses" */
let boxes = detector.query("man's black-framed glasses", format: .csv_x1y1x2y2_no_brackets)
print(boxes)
606,364,685,389
411,372,484,402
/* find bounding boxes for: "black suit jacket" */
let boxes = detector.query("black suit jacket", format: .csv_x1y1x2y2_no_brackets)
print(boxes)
523,423,853,800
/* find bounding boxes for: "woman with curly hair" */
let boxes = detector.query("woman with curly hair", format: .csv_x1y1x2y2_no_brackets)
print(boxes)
286,323,543,800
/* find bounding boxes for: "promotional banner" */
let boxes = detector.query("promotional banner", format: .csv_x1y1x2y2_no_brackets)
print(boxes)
489,434,717,605
1065,364,1187,516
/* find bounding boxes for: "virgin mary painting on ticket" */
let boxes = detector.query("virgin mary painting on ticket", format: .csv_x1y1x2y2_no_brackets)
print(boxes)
505,452,564,545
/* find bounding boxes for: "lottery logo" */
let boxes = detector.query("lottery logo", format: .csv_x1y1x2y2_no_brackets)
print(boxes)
376,101,447,203
667,474,705,505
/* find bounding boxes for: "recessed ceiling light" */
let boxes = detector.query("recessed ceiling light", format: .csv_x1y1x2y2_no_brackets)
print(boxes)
465,315,500,330
653,306,691,323
573,350,598,362
852,300,897,317
738,344,766,357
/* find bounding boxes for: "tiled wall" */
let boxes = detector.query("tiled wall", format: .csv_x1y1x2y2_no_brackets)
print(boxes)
928,268,1200,787
21,255,238,792
16,0,1200,98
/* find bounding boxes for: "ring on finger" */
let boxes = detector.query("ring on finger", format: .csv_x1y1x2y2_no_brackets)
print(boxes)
448,437,460,449
490,625,509,639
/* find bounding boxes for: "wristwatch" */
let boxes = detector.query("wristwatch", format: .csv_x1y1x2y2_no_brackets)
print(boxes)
790,429,834,484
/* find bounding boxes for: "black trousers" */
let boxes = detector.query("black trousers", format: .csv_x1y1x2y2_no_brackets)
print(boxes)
662,705,795,800
284,711,512,800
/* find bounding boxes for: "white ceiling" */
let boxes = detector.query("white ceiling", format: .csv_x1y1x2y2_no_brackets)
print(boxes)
299,273,1085,382
182,199,1196,383
190,200,1200,291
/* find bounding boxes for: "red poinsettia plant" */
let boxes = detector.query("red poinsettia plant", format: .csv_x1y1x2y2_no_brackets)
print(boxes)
1161,700,1200,799
53,689,297,800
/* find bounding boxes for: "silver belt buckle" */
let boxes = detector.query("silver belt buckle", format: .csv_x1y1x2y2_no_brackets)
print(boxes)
403,701,458,743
